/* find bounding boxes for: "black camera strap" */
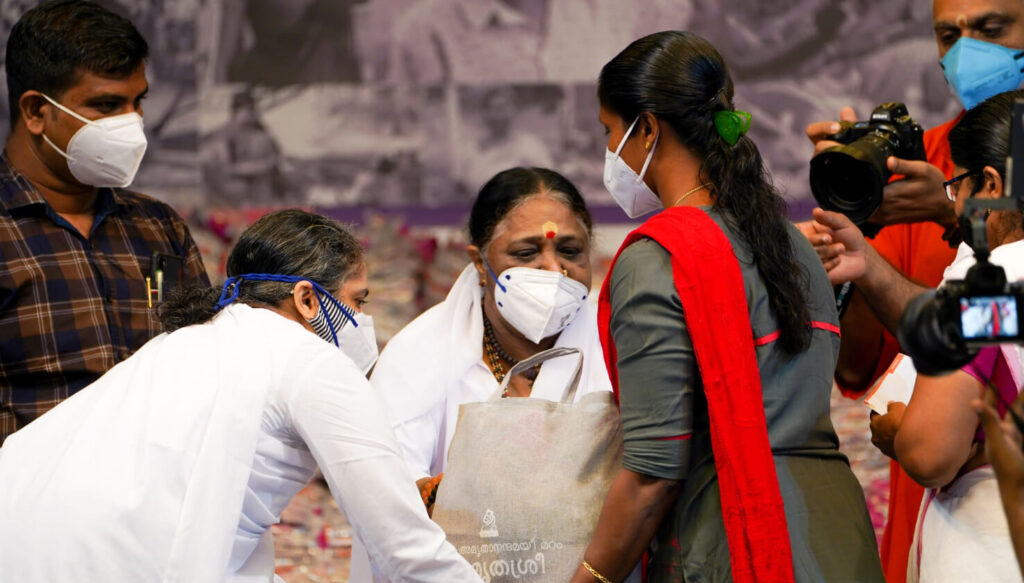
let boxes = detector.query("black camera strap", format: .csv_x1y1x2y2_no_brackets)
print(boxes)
834,281,855,319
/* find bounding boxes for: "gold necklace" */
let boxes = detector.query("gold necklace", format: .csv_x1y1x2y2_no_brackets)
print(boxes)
672,182,711,207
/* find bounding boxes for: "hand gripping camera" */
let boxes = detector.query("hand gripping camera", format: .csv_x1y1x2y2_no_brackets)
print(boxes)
810,102,927,225
898,101,1024,376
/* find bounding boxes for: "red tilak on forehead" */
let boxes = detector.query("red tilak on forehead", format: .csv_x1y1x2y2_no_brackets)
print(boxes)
543,221,557,239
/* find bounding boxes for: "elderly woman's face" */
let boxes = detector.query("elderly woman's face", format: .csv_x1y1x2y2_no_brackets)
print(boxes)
481,195,592,291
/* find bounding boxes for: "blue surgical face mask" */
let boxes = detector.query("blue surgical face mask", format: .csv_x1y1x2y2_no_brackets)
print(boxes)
941,37,1024,111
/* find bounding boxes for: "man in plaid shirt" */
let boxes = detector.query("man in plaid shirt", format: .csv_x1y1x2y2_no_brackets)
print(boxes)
0,0,209,443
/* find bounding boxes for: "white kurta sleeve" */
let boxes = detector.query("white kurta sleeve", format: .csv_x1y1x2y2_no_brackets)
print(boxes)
371,333,446,480
391,414,443,479
286,351,480,582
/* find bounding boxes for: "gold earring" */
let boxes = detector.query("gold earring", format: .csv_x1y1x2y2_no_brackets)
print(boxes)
562,268,568,276
644,141,651,151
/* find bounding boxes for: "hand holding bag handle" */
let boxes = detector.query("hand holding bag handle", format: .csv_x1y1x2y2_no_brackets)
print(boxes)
494,346,583,404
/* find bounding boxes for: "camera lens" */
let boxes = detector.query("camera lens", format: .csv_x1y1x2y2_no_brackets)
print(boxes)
809,133,893,225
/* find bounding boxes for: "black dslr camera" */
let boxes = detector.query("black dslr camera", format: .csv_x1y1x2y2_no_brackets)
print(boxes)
898,100,1024,375
810,102,927,225
899,202,1024,375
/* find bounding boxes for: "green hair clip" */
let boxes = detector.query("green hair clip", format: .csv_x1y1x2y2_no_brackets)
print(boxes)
713,110,752,146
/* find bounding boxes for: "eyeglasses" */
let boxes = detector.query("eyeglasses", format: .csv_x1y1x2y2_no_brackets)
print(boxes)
943,170,977,202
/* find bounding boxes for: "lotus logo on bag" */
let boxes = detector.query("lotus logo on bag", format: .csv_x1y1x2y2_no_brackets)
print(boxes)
480,509,499,538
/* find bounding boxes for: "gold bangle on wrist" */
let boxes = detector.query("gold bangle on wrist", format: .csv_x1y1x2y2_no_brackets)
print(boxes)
582,560,613,583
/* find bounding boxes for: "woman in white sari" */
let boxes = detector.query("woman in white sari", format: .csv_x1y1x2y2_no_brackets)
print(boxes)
890,90,1024,583
349,167,620,581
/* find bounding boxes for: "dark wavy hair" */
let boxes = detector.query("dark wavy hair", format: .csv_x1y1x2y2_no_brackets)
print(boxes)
6,0,148,125
599,30,810,356
948,89,1024,195
468,167,593,248
159,209,363,332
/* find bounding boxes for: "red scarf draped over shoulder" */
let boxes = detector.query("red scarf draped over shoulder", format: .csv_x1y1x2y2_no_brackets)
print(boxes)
597,206,795,583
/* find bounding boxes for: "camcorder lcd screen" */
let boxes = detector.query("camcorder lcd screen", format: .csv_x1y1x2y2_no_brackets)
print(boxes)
959,295,1020,340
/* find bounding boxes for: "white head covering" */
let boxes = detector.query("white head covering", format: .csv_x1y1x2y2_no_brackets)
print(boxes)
371,264,612,475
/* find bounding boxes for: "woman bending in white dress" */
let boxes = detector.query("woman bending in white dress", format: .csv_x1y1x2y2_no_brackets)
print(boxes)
0,209,481,583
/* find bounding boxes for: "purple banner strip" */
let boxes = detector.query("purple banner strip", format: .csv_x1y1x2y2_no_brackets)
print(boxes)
316,200,818,227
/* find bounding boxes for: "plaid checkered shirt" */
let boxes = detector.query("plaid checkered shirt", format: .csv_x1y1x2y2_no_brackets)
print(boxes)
0,154,209,443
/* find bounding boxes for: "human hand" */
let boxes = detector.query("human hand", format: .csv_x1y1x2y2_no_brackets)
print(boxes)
795,219,843,272
808,208,868,284
805,106,858,155
870,401,907,460
976,389,1024,501
870,157,956,226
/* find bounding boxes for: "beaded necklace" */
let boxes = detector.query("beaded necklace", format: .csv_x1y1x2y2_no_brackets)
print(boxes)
483,313,518,366
483,319,511,383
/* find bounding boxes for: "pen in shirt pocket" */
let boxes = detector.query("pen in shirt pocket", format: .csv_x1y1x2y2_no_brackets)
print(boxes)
149,253,183,306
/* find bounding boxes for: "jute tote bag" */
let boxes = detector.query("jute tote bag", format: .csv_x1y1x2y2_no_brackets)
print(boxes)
432,347,624,582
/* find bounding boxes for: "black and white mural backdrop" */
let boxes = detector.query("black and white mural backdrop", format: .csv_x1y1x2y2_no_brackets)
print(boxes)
0,0,953,219
0,0,950,218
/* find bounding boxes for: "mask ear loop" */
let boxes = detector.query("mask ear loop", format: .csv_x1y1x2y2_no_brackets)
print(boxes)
211,272,356,346
613,117,640,157
637,131,659,181
215,276,243,311
40,93,93,125
483,261,507,293
323,291,358,325
309,287,340,346
38,94,83,162
305,280,364,347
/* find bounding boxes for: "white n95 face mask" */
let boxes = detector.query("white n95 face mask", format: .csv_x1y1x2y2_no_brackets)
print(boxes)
40,93,147,188
488,265,589,344
603,116,661,218
308,290,379,375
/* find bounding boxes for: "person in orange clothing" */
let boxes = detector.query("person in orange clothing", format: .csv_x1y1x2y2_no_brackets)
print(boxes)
807,88,1024,582
817,115,958,583
803,1,1024,580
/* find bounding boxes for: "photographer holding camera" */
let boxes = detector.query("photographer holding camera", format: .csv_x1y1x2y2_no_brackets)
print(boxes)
814,89,1024,582
803,2,1024,579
